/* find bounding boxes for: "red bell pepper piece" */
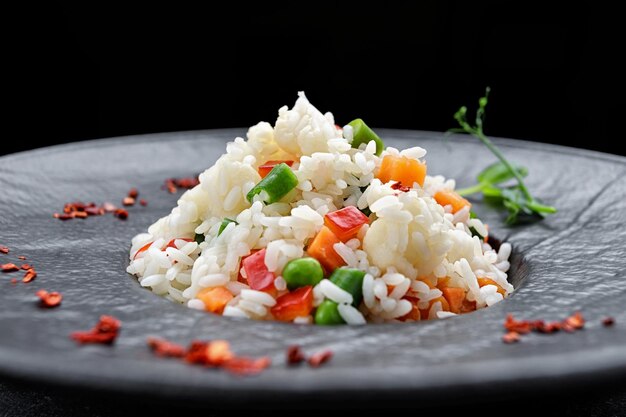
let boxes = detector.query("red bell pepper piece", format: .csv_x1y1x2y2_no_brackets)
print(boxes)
270,286,313,321
242,248,275,291
324,206,369,242
258,160,294,178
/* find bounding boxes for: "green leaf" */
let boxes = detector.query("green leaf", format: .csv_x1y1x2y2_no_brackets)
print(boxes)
476,162,528,186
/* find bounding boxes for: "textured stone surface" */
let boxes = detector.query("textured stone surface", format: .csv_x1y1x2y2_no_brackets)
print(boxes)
0,130,624,404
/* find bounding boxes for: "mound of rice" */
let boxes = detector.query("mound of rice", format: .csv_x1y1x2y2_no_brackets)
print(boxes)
127,92,513,324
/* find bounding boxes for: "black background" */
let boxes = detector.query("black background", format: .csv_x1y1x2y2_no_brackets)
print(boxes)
5,3,621,156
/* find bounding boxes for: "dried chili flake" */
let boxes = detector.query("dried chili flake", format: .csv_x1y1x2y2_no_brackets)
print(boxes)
17,256,26,260
1,263,20,272
600,317,615,327
36,289,62,308
147,337,185,358
115,208,129,220
222,356,271,376
0,245,9,254
122,197,135,206
563,312,585,331
10,278,17,284
535,321,561,333
164,177,200,193
102,202,117,212
73,211,88,219
22,268,37,283
139,199,148,206
128,188,139,199
502,331,521,344
503,314,533,334
21,264,32,270
390,182,410,192
308,349,333,368
71,315,121,345
286,345,306,365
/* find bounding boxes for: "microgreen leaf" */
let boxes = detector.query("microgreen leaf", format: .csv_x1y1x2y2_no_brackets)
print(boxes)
449,88,556,224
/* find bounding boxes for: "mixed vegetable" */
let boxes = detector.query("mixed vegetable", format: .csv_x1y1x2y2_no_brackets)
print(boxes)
154,112,555,325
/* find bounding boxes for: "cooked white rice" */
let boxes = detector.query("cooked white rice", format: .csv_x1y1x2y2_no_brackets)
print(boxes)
127,92,513,324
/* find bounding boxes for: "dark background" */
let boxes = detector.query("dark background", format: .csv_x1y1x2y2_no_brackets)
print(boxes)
5,3,621,157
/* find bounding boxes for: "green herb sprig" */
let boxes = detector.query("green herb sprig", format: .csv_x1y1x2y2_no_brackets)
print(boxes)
449,88,556,224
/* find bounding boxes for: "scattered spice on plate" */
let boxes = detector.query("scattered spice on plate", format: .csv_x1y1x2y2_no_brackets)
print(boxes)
10,278,17,284
17,255,26,260
286,345,306,365
502,331,521,344
71,315,121,345
36,290,62,308
22,268,37,283
122,197,135,206
147,337,185,358
0,245,9,254
139,199,148,206
502,312,587,343
147,338,271,376
128,188,139,199
114,208,129,220
308,349,333,368
602,317,615,327
21,264,32,270
163,177,200,194
1,263,20,272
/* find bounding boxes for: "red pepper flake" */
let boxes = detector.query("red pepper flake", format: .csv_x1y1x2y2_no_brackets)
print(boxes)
308,349,333,368
602,317,615,326
0,245,9,254
1,263,20,272
115,208,129,220
502,331,521,344
10,278,17,284
535,321,562,333
73,211,88,219
71,315,121,345
139,199,148,206
128,188,139,199
17,256,26,260
22,268,37,283
222,356,271,376
563,311,585,331
286,345,306,365
122,197,135,206
36,289,62,308
102,202,117,212
147,337,185,358
163,176,200,193
390,182,410,192
503,314,533,334
21,264,32,270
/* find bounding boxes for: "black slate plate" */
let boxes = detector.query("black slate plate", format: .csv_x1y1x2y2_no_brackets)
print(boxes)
1,129,625,405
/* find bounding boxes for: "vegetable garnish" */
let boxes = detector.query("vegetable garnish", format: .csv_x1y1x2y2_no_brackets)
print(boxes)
36,290,62,308
71,315,121,345
450,88,557,224
348,118,384,156
246,163,298,204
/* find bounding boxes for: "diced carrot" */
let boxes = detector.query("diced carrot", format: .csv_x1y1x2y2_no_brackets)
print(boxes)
196,287,234,314
433,190,471,214
420,296,450,320
376,155,427,188
441,287,466,314
399,297,421,321
477,277,506,296
461,299,477,313
436,277,451,290
307,226,345,272
324,206,369,242
258,160,294,178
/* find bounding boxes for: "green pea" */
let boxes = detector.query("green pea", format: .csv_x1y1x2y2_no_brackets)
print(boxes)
314,300,345,325
329,268,365,306
348,118,384,156
282,258,324,290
